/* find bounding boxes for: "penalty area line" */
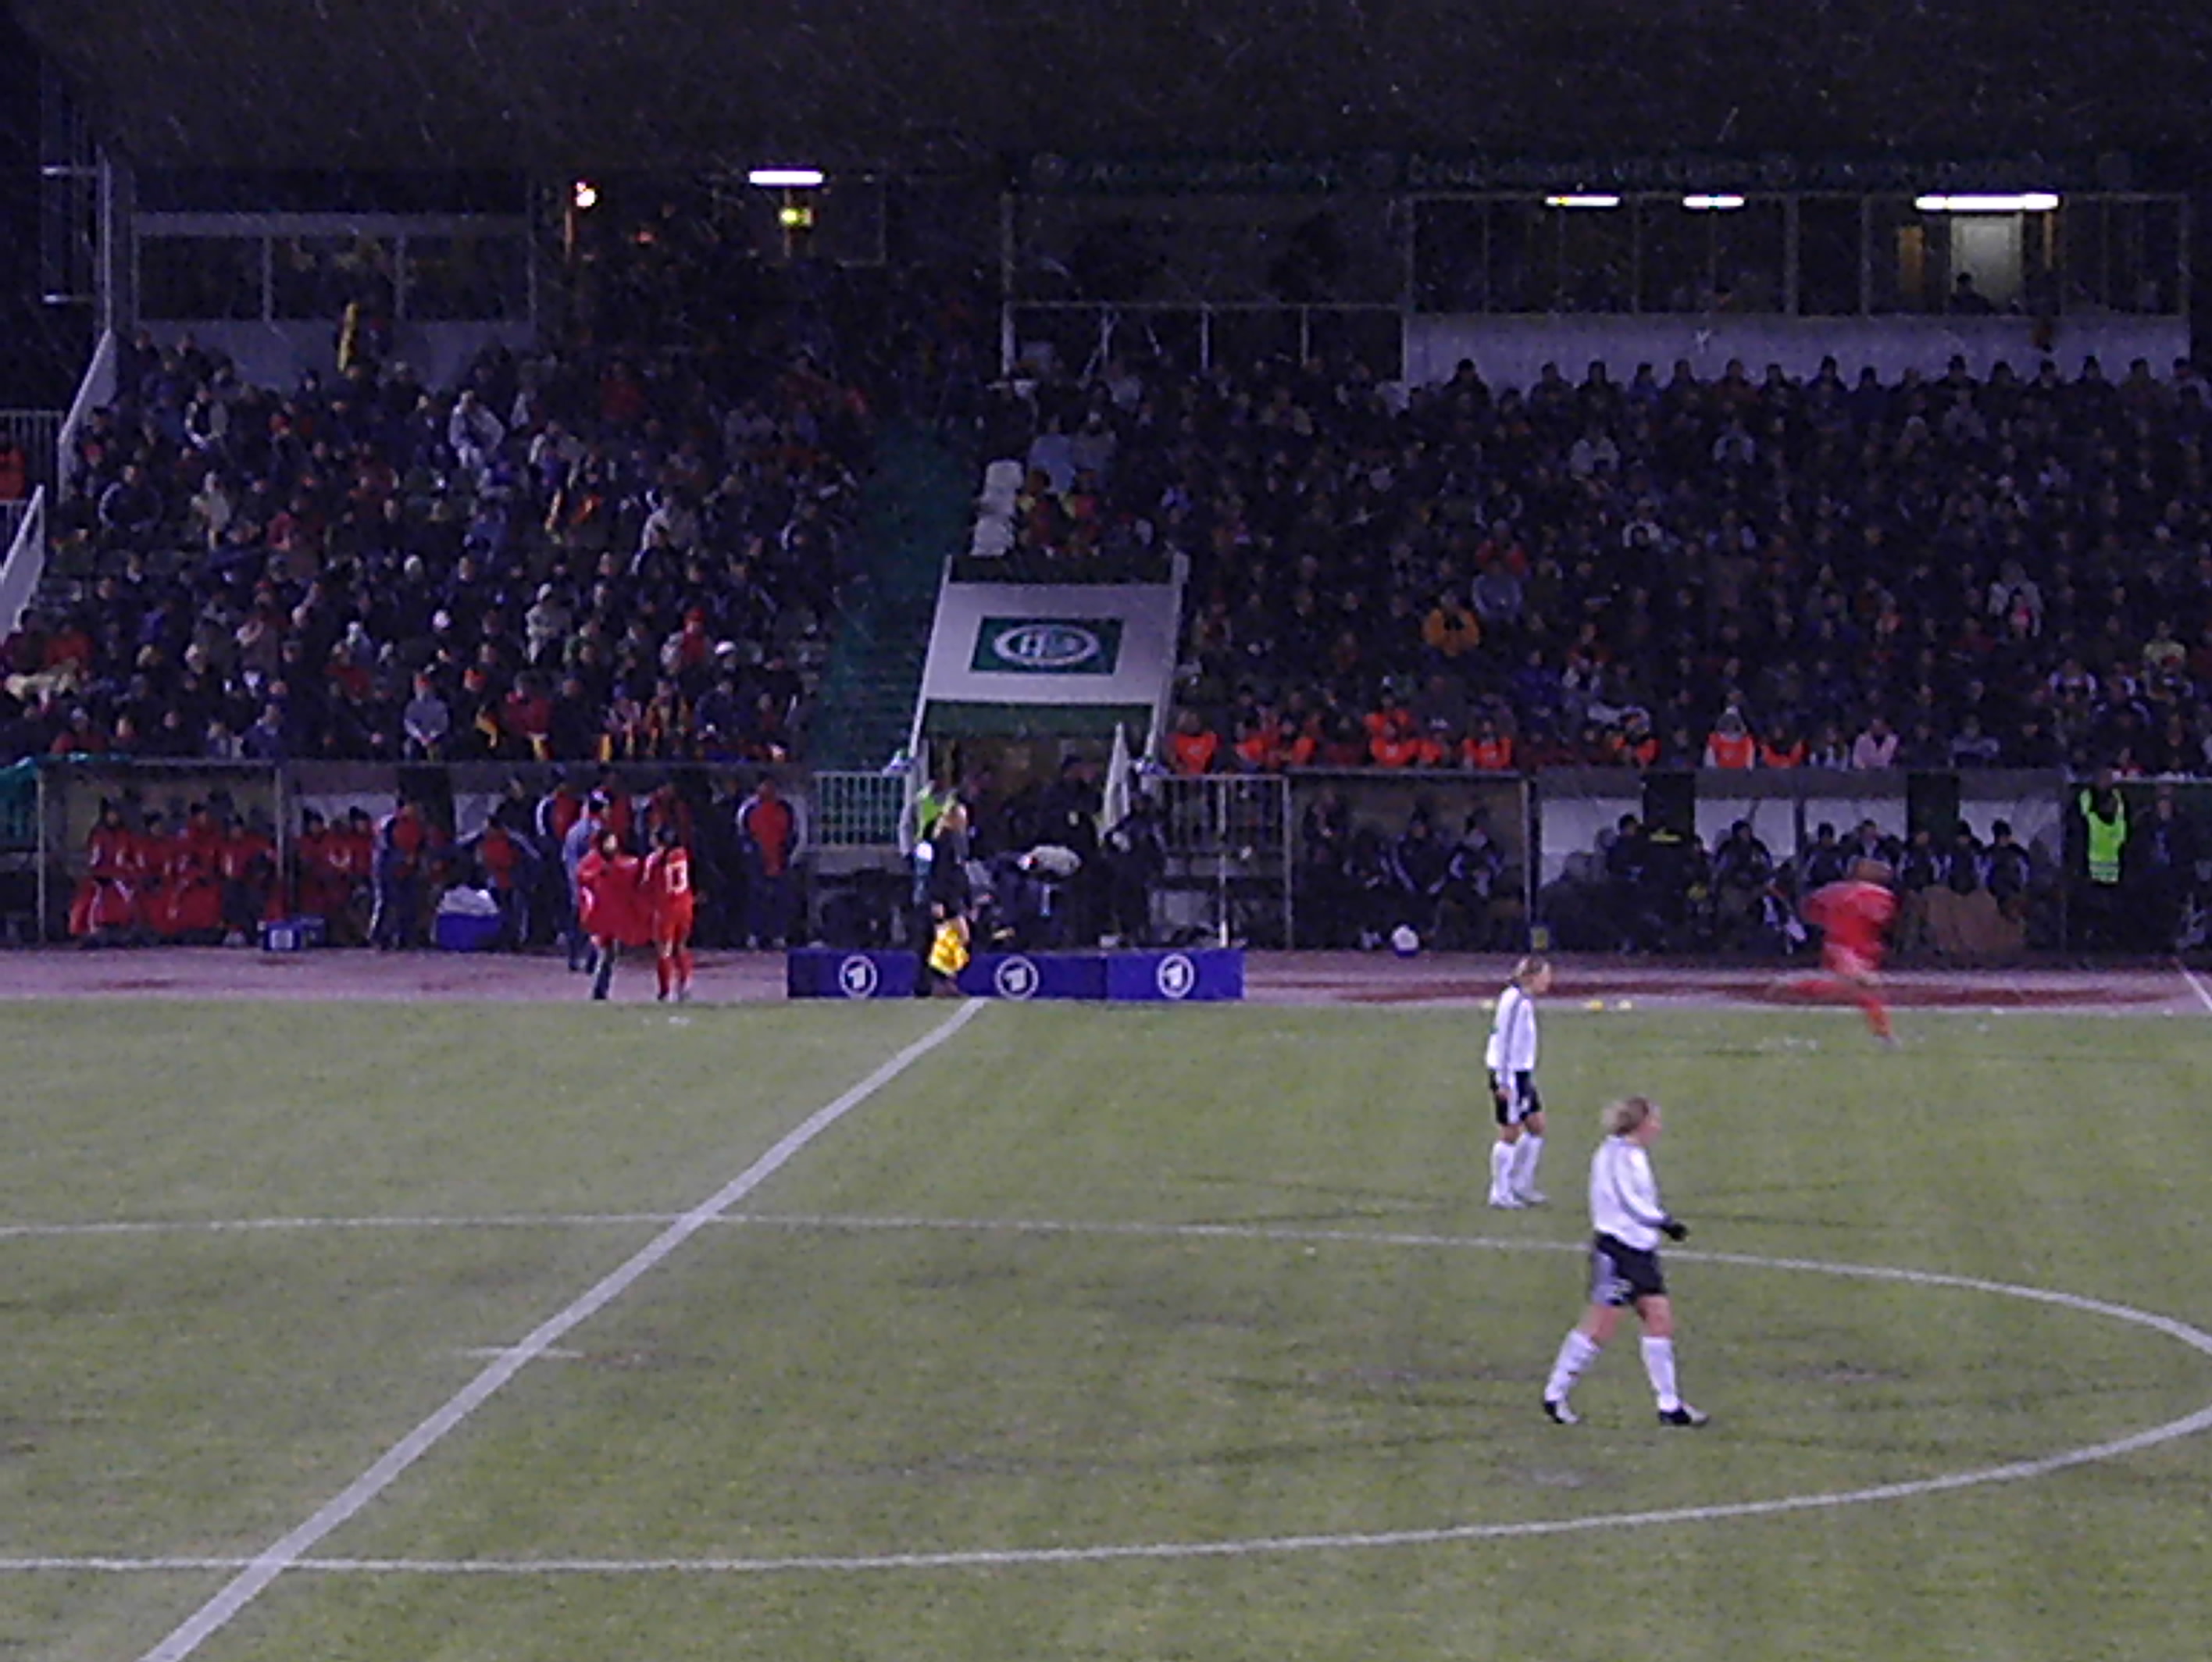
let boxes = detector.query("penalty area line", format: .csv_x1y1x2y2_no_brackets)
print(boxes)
129,1000,989,1662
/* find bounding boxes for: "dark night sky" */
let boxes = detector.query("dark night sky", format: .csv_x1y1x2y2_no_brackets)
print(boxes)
2,2,2207,392
0,7,81,405
7,1,2211,172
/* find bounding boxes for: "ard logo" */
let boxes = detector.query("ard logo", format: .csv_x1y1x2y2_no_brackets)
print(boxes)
1155,953,1197,1000
837,955,880,998
993,956,1040,999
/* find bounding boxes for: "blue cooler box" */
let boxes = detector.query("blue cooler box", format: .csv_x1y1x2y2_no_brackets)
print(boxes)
434,911,504,952
260,916,328,952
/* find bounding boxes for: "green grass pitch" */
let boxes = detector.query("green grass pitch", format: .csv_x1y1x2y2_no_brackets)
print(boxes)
2,997,2210,1660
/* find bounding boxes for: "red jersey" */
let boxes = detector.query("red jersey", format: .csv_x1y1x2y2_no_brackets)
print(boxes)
576,848,651,947
642,846,696,936
479,823,525,891
1808,879,1896,958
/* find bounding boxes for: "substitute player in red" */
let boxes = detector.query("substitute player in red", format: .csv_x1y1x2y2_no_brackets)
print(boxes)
575,827,650,1000
642,822,698,1003
1794,857,1900,1045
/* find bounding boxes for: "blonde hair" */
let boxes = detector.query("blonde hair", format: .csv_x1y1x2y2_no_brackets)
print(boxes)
1600,1095,1656,1137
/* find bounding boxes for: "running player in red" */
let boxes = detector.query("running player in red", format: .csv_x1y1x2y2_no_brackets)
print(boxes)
575,828,650,1001
641,822,698,1003
1794,858,1900,1045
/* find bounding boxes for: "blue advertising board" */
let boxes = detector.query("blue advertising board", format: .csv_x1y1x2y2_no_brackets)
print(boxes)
787,947,1244,1002
785,948,919,1000
1101,947,1244,1002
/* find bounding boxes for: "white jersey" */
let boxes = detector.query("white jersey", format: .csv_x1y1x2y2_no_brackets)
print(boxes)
1485,983,1540,1075
1589,1136,1671,1251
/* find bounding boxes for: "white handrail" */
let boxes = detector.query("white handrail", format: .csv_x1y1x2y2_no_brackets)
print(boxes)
0,485,48,639
55,328,117,495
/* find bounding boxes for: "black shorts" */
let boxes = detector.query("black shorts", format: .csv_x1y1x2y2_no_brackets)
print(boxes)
1490,1069,1542,1127
1588,1233,1668,1307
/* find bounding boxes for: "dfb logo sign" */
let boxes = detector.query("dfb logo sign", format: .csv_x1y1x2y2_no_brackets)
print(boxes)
837,955,880,998
993,955,1040,1000
1155,953,1197,1000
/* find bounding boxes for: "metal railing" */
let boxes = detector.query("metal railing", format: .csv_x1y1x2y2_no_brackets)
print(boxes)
0,410,61,490
0,487,48,639
13,757,2196,958
1152,773,1295,947
55,329,116,496
809,769,908,848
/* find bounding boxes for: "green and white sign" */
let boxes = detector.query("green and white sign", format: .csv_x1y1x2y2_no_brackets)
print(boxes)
970,617,1125,676
918,578,1185,741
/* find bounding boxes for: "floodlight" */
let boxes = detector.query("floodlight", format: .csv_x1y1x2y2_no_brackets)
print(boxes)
749,168,826,188
571,180,598,211
1914,193,2060,213
1682,194,1746,211
1544,194,1621,209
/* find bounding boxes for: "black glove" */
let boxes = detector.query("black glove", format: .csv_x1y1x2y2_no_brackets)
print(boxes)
1660,1218,1689,1243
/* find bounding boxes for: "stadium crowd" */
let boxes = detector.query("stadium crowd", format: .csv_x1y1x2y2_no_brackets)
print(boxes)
1,326,869,769
984,348,2212,783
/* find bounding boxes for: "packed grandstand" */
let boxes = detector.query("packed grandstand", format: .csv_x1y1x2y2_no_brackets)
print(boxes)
11,340,2212,782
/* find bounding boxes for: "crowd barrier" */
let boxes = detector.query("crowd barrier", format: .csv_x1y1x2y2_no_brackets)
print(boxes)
787,947,1245,1001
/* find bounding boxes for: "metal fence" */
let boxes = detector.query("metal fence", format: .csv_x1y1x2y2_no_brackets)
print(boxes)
808,769,908,849
10,757,2208,957
1152,773,1293,948
0,409,62,489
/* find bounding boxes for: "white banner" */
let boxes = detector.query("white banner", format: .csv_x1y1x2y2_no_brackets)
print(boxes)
920,581,1183,708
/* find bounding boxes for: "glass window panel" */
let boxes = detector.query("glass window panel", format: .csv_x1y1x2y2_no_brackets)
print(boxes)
1485,202,1556,313
138,235,262,319
1712,199,1786,312
1558,205,1632,313
2109,198,2184,314
403,234,528,320
1636,202,1707,312
2059,201,2110,313
271,234,395,321
1798,198,1861,315
1412,198,1488,312
1869,197,1943,313
2021,205,2063,316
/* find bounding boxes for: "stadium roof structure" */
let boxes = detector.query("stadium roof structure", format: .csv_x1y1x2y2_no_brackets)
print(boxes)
12,0,2210,175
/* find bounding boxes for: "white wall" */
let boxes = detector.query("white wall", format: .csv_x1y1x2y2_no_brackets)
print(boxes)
155,320,535,391
1404,313,2189,391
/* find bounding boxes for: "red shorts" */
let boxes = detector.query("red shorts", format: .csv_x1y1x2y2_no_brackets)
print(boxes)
652,904,695,948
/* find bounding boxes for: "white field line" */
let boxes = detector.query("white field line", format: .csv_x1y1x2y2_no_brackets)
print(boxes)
2,1215,2205,1582
0,1213,675,1241
127,999,989,1662
2177,960,2212,1016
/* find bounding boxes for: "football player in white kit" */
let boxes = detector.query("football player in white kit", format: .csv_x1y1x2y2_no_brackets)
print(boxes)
1541,1094,1710,1428
1486,956,1553,1207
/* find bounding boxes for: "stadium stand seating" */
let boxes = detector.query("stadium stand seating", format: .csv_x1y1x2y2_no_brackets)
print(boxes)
979,351,2212,780
0,333,868,765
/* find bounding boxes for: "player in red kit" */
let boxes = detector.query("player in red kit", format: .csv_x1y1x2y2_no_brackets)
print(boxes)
575,828,650,1000
642,822,698,1002
1793,858,1900,1044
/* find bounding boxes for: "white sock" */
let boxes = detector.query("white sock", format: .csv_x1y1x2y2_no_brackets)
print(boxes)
1546,1329,1600,1402
1489,1140,1516,1201
1512,1133,1545,1193
1641,1336,1680,1412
